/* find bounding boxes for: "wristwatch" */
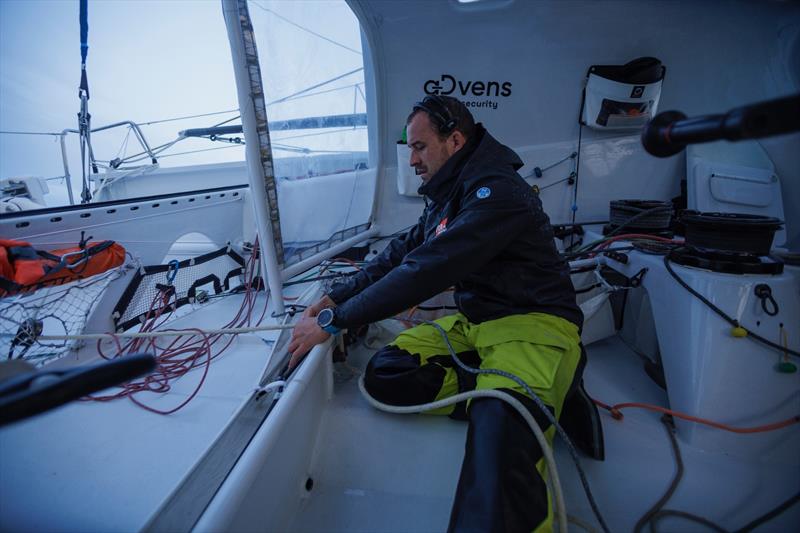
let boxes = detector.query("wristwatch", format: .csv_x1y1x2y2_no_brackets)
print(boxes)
316,307,341,335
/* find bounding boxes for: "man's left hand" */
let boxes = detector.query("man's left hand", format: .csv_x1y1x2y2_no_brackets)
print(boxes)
287,316,331,371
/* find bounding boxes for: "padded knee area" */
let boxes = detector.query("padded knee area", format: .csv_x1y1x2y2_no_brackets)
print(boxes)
364,345,446,406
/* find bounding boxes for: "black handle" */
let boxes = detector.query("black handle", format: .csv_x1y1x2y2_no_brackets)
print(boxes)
0,353,156,427
642,94,800,157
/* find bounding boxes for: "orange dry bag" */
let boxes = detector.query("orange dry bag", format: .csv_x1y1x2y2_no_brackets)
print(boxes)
0,238,125,297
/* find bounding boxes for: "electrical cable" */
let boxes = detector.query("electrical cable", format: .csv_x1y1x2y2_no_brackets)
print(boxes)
559,212,678,260
631,414,799,533
569,124,584,249
664,255,800,358
575,283,602,295
525,151,577,179
603,205,673,239
416,319,611,533
536,173,577,193
358,378,569,533
563,514,601,533
733,492,800,533
649,509,728,533
633,415,683,533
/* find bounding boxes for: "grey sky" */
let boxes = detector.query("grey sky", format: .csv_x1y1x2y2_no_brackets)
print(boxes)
0,0,365,199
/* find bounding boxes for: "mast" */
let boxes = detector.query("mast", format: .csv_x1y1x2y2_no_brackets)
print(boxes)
77,0,95,204
222,0,285,314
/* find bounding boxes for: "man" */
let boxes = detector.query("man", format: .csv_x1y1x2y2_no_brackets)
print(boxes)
289,95,591,532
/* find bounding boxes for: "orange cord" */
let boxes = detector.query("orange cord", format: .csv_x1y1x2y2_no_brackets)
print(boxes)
395,305,419,329
593,399,799,434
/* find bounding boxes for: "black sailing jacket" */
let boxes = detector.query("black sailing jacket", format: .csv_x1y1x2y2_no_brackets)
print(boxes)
328,124,583,330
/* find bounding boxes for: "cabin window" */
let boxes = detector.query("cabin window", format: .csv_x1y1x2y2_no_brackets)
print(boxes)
249,0,375,267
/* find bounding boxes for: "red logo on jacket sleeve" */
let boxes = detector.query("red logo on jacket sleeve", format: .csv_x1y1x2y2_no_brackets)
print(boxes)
435,217,448,236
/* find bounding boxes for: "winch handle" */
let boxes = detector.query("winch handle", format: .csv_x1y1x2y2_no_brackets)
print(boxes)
0,353,156,427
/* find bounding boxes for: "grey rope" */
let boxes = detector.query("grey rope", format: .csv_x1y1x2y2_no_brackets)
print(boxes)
423,319,611,533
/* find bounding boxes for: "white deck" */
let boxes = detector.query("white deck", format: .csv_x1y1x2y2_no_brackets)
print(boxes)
1,296,798,532
0,293,278,532
291,334,800,532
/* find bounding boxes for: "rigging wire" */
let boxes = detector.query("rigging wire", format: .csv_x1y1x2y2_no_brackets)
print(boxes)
139,108,239,126
274,126,365,142
250,1,362,56
209,75,366,129
212,113,242,128
274,82,363,105
113,125,133,161
113,137,184,165
269,67,364,108
156,144,244,160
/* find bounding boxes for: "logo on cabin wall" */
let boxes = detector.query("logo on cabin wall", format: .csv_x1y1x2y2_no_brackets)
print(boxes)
423,74,512,111
630,85,645,98
435,217,448,237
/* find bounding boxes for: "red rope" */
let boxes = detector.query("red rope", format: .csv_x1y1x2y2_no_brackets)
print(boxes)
85,239,271,414
594,399,800,434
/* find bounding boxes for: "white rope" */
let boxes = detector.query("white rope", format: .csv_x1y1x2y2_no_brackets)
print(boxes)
357,376,568,533
33,324,294,342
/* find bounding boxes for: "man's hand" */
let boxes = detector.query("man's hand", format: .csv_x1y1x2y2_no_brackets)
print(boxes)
303,295,337,318
287,316,331,371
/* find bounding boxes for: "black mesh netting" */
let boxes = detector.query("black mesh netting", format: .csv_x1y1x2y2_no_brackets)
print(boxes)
112,247,248,332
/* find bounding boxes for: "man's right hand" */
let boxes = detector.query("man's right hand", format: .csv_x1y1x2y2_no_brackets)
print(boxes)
303,295,337,318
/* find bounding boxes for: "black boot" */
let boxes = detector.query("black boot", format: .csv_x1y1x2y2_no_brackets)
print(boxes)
559,379,605,461
448,394,553,533
559,345,605,461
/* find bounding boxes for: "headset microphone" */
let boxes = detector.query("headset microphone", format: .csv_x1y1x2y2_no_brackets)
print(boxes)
414,95,458,134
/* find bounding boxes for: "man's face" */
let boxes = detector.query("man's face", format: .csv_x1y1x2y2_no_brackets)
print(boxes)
407,112,456,183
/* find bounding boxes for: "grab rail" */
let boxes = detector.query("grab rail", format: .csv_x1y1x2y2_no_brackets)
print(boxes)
58,120,157,205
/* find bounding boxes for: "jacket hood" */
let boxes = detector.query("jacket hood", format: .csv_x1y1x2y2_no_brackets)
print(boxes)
419,124,524,203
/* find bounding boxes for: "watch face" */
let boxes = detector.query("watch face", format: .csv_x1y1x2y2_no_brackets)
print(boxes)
317,308,334,328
